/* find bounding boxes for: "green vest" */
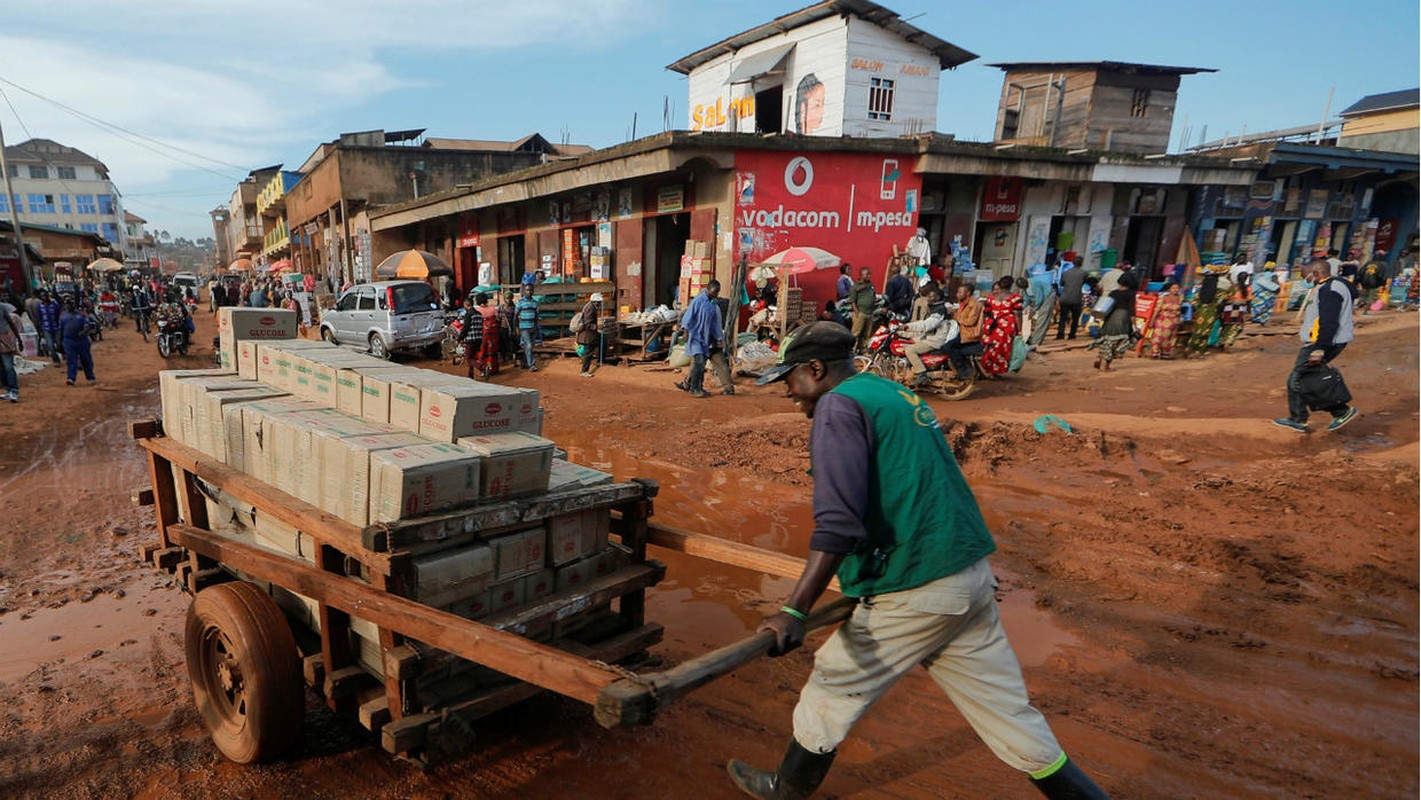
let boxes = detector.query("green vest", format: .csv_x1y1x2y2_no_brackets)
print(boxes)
828,373,996,597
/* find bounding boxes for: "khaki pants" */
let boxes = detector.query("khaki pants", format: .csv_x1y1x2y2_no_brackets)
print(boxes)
904,339,940,374
851,311,873,352
791,558,1063,773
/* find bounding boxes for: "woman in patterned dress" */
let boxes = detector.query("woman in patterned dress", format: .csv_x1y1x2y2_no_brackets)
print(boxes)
1147,282,1184,359
980,275,1023,376
1217,273,1250,350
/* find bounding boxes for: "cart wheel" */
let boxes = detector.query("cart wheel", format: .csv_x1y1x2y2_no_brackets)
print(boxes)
184,581,303,764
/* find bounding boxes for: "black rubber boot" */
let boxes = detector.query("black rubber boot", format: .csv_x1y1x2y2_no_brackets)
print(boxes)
727,740,836,800
1030,757,1110,799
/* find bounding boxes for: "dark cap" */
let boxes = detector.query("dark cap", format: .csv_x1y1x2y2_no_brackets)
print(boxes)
755,321,856,385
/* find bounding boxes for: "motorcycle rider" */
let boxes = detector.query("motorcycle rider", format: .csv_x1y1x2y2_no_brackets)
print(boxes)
900,285,956,388
155,291,191,350
945,283,985,381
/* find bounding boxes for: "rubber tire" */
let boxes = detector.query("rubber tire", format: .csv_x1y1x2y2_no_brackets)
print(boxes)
422,342,443,359
158,336,171,359
320,326,336,344
369,333,390,360
184,581,303,764
938,370,977,401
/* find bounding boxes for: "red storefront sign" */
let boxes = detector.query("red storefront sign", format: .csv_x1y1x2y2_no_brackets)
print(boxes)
457,214,480,248
1374,218,1401,254
733,150,924,286
980,177,1022,222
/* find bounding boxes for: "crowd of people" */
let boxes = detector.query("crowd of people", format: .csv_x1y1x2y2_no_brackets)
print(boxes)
458,284,548,380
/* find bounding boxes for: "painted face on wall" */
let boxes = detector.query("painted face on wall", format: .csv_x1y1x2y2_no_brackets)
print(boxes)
795,74,826,134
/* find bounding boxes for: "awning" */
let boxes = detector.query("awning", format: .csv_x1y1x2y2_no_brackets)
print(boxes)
728,43,795,84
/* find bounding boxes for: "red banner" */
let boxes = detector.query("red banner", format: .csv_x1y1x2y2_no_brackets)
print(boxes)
733,150,924,288
980,177,1022,222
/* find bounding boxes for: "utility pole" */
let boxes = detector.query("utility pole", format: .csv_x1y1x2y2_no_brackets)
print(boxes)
0,117,35,293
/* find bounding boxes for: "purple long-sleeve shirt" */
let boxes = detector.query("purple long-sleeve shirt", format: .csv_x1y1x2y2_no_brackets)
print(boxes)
807,392,874,555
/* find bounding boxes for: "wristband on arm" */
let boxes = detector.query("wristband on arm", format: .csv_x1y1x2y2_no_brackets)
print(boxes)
779,605,808,622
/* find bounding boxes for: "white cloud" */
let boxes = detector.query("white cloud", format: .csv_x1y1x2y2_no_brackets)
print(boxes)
0,0,653,235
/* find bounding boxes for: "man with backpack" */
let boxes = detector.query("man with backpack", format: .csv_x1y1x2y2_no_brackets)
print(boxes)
1357,250,1388,314
1273,259,1359,434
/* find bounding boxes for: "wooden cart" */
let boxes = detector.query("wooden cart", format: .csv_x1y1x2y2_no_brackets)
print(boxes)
129,420,853,766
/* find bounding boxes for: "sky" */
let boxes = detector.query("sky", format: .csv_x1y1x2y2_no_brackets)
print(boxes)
0,0,1416,241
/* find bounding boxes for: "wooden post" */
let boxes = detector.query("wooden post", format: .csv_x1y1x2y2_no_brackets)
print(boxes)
146,451,179,549
316,542,355,713
614,498,650,628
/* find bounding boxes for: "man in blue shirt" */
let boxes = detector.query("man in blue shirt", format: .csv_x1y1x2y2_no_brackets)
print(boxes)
676,280,726,398
37,290,62,365
515,285,541,371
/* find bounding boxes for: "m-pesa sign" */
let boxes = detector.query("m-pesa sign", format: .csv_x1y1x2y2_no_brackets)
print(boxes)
734,151,923,279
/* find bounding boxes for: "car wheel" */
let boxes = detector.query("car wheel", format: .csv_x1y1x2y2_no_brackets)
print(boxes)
369,333,390,360
320,327,336,344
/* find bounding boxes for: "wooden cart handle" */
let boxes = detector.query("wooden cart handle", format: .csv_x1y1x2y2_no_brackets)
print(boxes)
594,595,856,729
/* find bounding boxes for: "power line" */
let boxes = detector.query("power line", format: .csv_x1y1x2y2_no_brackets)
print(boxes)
0,74,245,182
0,84,82,199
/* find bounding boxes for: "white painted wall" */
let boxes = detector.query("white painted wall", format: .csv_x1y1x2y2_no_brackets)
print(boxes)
683,13,942,138
2,164,126,247
842,16,940,137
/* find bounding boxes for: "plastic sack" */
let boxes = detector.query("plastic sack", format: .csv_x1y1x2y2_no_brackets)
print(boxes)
1008,336,1027,373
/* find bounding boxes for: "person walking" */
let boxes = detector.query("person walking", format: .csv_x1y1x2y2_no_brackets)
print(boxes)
981,275,1024,376
249,280,269,309
515,285,541,371
676,280,726,398
58,298,96,385
1094,273,1137,371
1025,264,1057,347
1146,282,1184,359
1273,259,1360,433
834,265,852,304
1055,262,1085,340
459,295,487,380
731,321,1110,800
1357,251,1387,314
575,292,604,378
0,299,22,402
848,267,877,354
37,291,63,365
212,281,227,312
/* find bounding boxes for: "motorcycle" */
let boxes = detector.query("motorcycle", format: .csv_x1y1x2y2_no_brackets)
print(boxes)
156,317,190,358
857,315,984,401
441,312,466,366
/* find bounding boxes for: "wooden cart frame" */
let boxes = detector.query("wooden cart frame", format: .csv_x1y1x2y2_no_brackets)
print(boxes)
129,419,853,764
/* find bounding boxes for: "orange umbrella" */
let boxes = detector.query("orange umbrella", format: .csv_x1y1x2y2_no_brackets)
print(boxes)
374,249,452,279
86,257,126,273
268,258,294,273
228,258,254,273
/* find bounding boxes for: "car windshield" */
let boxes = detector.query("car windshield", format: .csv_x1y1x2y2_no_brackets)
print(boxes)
390,282,438,314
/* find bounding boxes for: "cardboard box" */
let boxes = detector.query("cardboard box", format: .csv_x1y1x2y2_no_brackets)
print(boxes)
523,568,556,604
367,442,481,523
255,340,332,390
252,512,316,563
547,513,589,567
547,459,615,492
173,376,257,447
554,556,597,593
582,507,611,555
413,545,495,607
319,431,427,525
488,579,526,614
261,408,349,502
237,340,259,379
238,398,322,481
456,431,554,499
198,386,289,459
388,372,470,433
419,382,541,442
159,369,235,443
217,308,297,371
447,591,491,620
335,365,409,416
359,367,429,424
490,527,547,581
591,544,628,579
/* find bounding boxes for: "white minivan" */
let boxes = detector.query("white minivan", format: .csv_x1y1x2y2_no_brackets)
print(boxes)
319,280,445,359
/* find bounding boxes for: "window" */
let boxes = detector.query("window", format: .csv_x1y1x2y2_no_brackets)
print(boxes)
4,165,14,178
98,194,115,214
59,194,71,214
1130,89,1150,118
0,194,7,214
76,194,96,214
335,292,358,312
57,166,76,180
356,290,376,311
28,165,48,179
868,77,895,121
81,223,99,233
102,222,120,243
27,193,55,213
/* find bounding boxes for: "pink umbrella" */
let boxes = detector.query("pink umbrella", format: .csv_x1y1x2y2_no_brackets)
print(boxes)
763,246,841,275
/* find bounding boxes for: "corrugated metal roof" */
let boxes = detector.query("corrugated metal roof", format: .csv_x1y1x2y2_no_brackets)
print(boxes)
667,0,976,74
2,138,108,168
985,60,1215,75
1339,88,1420,117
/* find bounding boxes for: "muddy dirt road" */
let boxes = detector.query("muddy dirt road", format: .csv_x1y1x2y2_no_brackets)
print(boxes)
0,311,1415,799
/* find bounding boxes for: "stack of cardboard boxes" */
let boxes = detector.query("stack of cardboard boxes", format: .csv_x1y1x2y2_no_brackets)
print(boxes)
678,239,712,306
160,308,629,678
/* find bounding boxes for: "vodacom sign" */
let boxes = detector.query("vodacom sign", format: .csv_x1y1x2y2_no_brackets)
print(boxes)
784,156,814,196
